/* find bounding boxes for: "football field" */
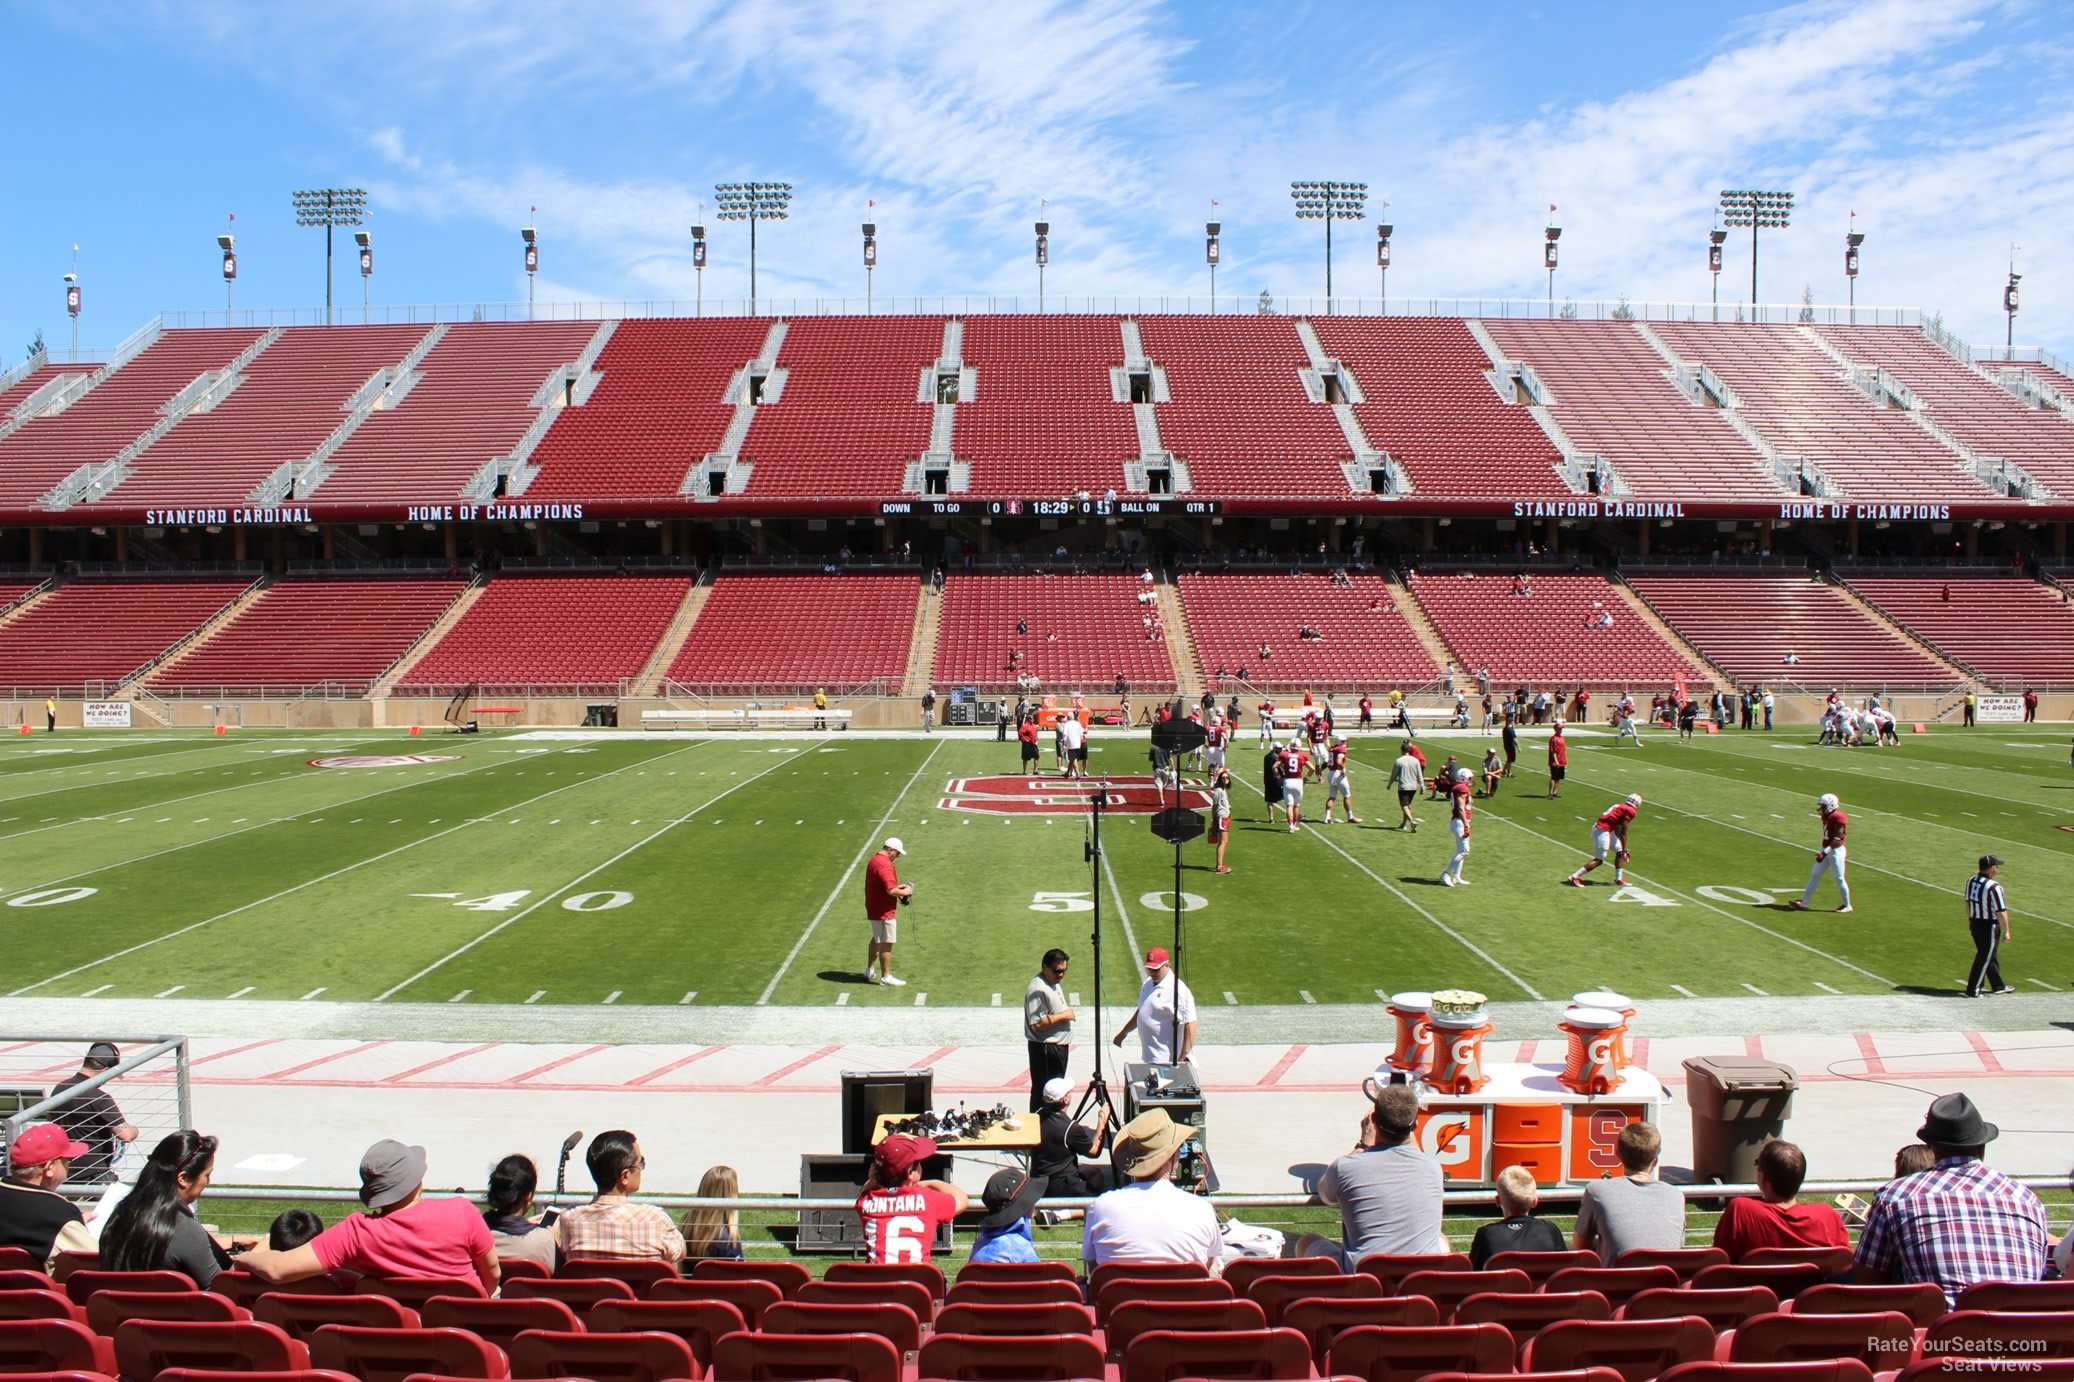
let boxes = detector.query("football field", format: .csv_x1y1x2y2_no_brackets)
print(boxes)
4,723,2072,1009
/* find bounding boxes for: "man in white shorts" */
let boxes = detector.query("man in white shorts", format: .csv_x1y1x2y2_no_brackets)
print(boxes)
1614,705,1645,747
1059,712,1086,780
1568,794,1640,887
1204,712,1228,776
1790,792,1852,913
1440,779,1473,886
1279,738,1311,832
1321,735,1359,824
1257,699,1278,746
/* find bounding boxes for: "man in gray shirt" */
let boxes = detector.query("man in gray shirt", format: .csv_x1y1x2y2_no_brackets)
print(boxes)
1575,1120,1685,1264
1297,1084,1445,1268
1024,948,1074,1113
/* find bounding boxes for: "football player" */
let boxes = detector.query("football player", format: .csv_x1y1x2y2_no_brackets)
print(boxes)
1204,710,1228,777
1321,735,1360,824
1279,736,1312,832
1790,792,1853,913
1440,777,1473,886
1257,696,1278,746
1306,708,1332,772
1569,793,1642,887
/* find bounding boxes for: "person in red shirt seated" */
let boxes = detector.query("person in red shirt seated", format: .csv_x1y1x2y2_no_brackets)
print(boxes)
241,1139,499,1292
1711,1138,1847,1260
856,1133,970,1264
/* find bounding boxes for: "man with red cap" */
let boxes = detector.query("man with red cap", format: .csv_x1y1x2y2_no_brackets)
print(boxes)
1113,947,1197,1065
856,1133,969,1264
863,838,914,987
0,1123,94,1270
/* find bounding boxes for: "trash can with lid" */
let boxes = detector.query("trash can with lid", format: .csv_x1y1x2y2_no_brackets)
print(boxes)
1682,1055,1798,1185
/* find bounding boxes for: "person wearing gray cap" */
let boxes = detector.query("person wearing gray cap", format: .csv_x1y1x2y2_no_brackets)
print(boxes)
241,1139,498,1294
1964,855,2016,998
48,1043,137,1186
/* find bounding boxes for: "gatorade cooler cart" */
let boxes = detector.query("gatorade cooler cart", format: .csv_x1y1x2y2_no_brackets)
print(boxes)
1372,989,1668,1186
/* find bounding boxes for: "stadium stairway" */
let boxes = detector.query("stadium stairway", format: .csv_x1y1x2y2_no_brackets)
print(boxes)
630,575,713,697
129,576,276,687
1608,575,1732,691
901,577,943,696
1388,568,1463,682
0,573,60,632
1824,573,1991,691
1154,579,1202,699
368,574,489,701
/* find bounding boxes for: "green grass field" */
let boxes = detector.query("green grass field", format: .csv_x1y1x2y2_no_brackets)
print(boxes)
4,724,2072,1007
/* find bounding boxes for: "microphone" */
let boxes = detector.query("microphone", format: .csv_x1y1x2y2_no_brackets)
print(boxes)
554,1130,583,1202
561,1130,583,1154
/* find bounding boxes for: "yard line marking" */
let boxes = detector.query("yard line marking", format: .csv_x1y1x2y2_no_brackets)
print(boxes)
1964,1032,2005,1073
154,985,184,998
1670,984,1698,997
512,1044,609,1081
914,992,928,1006
991,993,1001,1007
756,739,942,1006
837,993,850,1005
1745,1035,1765,1056
1961,811,1980,817
753,1045,840,1086
1299,990,1317,1004
525,991,546,1004
1224,991,1238,1005
679,991,697,1005
227,986,254,999
80,983,112,997
12,741,717,997
1374,989,1390,1002
1096,849,1145,986
1852,1033,1888,1075
298,987,327,1001
2026,978,2056,990
388,1042,496,1081
1068,992,1081,1007
602,991,622,1004
1741,983,1770,996
625,1046,724,1086
1814,982,1843,994
1260,1045,1308,1086
447,990,472,1003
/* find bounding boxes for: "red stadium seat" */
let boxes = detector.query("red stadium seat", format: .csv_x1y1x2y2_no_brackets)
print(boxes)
354,1276,490,1310
928,1301,1095,1337
85,1290,246,1334
1660,1364,1876,1382
209,1271,345,1309
1093,1275,1234,1325
307,1324,510,1382
495,1260,552,1281
1221,1257,1342,1294
1617,1248,1730,1282
1486,1250,1602,1288
1423,1371,1624,1382
1354,1252,1472,1293
506,1327,696,1382
1693,1264,1826,1302
1243,1271,1381,1324
0,1290,83,1326
1742,1247,1854,1276
0,1252,37,1272
555,1259,681,1291
796,1278,935,1321
1623,1287,1779,1333
157,1372,357,1382
824,1260,945,1301
647,1277,783,1327
709,1329,902,1382
1525,1317,1717,1382
254,1292,419,1341
761,1300,922,1354
1545,1266,1682,1312
1105,1299,1267,1360
62,1269,194,1306
500,1277,635,1310
1791,1282,1946,1327
1282,1295,1442,1365
916,1331,1107,1381
689,1259,811,1299
943,1279,1083,1308
418,1297,582,1356
588,1298,745,1371
0,1319,116,1377
1399,1268,1533,1319
0,1273,58,1296
950,1261,1078,1286
1087,1261,1212,1295
1326,1322,1515,1382
1726,1310,1919,1369
1120,1325,1312,1382
1920,1311,2074,1360
113,1319,311,1378
1456,1291,1613,1360
45,1256,97,1286
1953,1281,2074,1313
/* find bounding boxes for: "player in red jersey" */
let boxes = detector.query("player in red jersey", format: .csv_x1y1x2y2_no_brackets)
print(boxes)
1358,693,1374,729
1547,723,1569,798
1306,709,1331,772
1569,793,1642,887
1257,698,1278,746
1279,738,1312,832
1440,779,1473,886
1321,736,1360,824
856,1133,969,1264
1790,792,1853,912
1204,711,1229,778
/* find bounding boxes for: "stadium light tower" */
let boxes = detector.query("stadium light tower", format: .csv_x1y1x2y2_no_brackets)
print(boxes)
862,201,878,314
218,216,238,320
1544,206,1562,317
713,180,792,315
1708,223,1727,320
62,245,80,363
690,204,707,318
1844,213,1864,324
521,215,538,320
1205,201,1221,306
1035,200,1050,312
1290,179,1367,313
292,187,367,325
2004,244,2021,351
354,230,373,323
1375,205,1393,314
1718,188,1793,309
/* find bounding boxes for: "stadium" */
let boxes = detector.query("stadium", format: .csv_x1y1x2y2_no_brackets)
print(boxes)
1,3,2071,1380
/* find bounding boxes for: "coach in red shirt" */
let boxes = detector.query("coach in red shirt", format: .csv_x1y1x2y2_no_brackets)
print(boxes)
864,838,913,988
1711,1139,1847,1260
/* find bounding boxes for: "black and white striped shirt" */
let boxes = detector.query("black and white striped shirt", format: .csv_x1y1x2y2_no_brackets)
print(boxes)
1966,874,2007,923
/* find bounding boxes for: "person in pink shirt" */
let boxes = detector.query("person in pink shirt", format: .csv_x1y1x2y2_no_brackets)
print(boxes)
240,1139,497,1294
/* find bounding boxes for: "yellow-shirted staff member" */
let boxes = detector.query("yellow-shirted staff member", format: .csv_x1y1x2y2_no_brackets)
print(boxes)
813,688,828,730
46,696,56,732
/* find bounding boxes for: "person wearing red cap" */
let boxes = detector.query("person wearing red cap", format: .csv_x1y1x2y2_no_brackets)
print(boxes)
0,1122,95,1271
1112,948,1197,1065
856,1134,969,1264
863,838,913,987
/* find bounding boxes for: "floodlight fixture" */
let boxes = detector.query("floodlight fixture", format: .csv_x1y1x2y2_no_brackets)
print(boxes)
520,220,539,318
1375,206,1393,313
1034,207,1051,310
714,179,793,314
863,215,878,312
1544,206,1562,315
691,205,707,317
351,229,373,322
1718,188,1794,307
2004,244,2022,350
1844,213,1865,322
1290,179,1368,311
292,187,368,324
63,245,80,361
1206,214,1222,303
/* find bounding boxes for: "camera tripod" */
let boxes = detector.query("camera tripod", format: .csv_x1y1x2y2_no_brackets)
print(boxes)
1081,784,1126,1175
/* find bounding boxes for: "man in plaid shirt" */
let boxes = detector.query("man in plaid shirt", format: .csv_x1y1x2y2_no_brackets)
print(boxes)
1853,1094,2046,1306
556,1130,686,1263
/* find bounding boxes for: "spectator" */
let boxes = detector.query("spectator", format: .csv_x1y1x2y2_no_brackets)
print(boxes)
49,1042,138,1185
0,1123,94,1271
1082,1110,1220,1270
98,1130,235,1286
269,1208,323,1251
681,1165,745,1262
857,1133,969,1264
1573,1122,1683,1265
1469,1166,1566,1267
1854,1094,2048,1305
241,1139,498,1293
1893,1143,1936,1178
1297,1084,1445,1268
970,1168,1047,1264
1025,948,1074,1113
482,1153,557,1272
556,1130,685,1263
1033,1077,1111,1205
1113,947,1197,1065
1711,1140,1848,1260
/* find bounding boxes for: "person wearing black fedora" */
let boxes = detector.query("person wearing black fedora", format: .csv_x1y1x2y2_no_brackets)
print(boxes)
1964,856,2016,998
1853,1093,2048,1306
968,1168,1047,1264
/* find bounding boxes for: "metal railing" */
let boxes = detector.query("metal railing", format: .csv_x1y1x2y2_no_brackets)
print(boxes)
0,1035,192,1171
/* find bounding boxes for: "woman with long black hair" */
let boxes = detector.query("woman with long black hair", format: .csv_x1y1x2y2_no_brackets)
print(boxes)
482,1154,557,1271
97,1130,230,1286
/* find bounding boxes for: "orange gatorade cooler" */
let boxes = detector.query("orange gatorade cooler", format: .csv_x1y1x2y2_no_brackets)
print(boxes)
1384,991,1434,1077
1558,1005,1626,1095
1429,989,1492,1095
1572,990,1635,1072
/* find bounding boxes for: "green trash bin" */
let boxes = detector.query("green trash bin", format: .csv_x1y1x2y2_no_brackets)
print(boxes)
1682,1055,1798,1185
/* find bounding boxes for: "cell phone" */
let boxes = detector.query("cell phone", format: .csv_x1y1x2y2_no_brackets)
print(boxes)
538,1209,560,1228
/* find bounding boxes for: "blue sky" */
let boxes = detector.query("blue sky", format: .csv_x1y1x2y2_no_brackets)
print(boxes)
4,0,2071,358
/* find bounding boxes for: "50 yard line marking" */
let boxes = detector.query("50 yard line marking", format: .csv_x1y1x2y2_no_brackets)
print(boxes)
9,740,716,997
386,740,831,1002
756,740,944,1006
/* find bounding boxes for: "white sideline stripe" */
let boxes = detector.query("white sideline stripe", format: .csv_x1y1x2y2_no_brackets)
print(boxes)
382,743,814,1004
1374,989,1390,1002
299,987,326,1000
11,742,712,997
2027,978,2057,990
1068,992,1081,1007
755,740,943,1007
526,991,546,1004
1670,984,1698,997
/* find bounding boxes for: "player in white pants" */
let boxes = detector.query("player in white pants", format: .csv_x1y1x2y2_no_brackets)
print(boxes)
1440,780,1473,886
1790,792,1853,913
1614,709,1645,746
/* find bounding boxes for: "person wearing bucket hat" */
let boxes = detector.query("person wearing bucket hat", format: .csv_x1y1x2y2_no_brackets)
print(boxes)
968,1168,1048,1264
242,1138,499,1293
1080,1109,1219,1269
1853,1093,2048,1306
0,1123,96,1271
857,1132,968,1264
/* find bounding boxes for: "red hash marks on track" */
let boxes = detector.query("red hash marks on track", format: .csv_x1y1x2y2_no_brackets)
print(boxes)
939,774,1214,816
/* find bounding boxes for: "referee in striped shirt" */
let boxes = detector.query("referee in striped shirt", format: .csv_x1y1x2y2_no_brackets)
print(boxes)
1965,855,2015,998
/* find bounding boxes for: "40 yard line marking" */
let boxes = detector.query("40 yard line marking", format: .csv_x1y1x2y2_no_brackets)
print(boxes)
383,741,826,1003
756,740,943,1006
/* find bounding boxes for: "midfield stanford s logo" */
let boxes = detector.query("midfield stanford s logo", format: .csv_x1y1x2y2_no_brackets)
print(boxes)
939,775,1213,816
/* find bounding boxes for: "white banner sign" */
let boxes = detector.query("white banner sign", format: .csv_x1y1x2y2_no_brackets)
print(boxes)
81,701,131,729
1976,695,2024,723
